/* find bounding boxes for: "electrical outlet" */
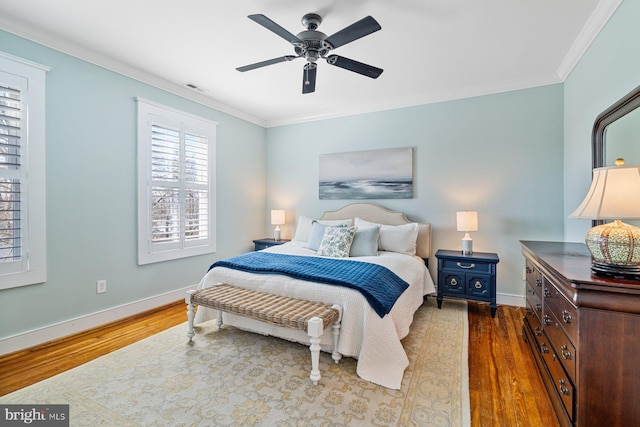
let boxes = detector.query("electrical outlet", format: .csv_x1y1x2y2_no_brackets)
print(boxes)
97,279,107,294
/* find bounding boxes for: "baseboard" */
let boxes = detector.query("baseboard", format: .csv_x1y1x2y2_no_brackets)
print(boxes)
0,285,195,356
497,292,525,308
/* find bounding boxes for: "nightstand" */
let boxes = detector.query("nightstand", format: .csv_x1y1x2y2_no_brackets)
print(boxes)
253,238,290,251
435,249,499,317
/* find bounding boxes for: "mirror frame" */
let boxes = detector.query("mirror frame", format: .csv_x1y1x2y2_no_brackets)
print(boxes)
592,83,640,169
591,83,640,226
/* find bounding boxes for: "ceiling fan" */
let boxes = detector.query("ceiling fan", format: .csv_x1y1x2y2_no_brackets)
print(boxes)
236,13,383,94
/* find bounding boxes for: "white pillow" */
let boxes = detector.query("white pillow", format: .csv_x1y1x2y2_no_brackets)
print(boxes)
317,226,357,258
354,217,418,256
292,215,352,242
349,225,380,257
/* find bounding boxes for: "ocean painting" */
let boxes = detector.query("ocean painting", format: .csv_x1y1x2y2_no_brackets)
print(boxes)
319,148,413,200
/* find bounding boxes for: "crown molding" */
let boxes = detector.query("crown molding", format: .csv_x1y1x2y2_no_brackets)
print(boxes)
557,0,623,80
0,17,266,127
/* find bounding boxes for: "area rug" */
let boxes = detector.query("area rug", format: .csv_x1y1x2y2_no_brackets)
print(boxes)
0,297,469,426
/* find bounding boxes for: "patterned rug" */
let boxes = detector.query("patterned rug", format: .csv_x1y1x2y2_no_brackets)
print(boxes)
1,297,469,426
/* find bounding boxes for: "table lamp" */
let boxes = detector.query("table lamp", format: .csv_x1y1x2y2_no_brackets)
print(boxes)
457,211,478,255
271,209,285,241
569,160,640,278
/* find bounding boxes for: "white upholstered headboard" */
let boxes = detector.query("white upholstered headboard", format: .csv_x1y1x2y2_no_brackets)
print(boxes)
320,203,431,259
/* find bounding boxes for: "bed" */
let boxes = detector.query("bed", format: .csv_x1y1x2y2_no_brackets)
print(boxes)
193,203,435,389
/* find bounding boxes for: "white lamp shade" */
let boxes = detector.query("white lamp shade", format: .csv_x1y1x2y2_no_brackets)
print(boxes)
569,166,640,219
456,211,478,232
270,209,285,225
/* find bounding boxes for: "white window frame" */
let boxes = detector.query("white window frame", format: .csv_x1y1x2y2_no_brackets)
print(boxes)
137,97,216,265
0,52,48,290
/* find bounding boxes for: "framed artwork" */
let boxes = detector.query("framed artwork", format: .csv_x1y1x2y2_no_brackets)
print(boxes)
319,147,413,200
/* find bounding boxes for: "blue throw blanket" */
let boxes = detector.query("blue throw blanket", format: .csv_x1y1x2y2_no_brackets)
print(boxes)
209,252,409,317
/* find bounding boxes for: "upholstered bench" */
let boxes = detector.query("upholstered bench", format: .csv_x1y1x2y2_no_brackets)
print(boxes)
186,284,342,385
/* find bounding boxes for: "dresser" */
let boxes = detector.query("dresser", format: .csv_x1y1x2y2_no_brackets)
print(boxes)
521,241,640,427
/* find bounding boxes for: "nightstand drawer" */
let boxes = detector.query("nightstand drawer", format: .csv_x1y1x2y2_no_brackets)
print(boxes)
440,258,493,273
466,274,491,298
441,272,466,295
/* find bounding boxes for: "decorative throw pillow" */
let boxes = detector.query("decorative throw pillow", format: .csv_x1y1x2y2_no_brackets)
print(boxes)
354,217,418,256
349,225,380,257
317,226,357,257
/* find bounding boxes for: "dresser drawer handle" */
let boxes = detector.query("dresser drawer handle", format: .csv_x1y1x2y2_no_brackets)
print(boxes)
474,281,483,289
456,262,475,269
540,343,549,354
534,327,542,336
561,345,572,360
543,314,552,325
562,310,572,323
535,303,542,312
558,379,570,396
543,287,551,297
535,278,542,287
449,278,458,287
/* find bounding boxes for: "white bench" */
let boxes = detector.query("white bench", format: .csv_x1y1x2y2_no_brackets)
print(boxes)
186,284,342,385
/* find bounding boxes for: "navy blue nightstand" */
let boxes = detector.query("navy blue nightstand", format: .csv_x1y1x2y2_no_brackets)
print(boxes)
435,249,500,317
253,238,290,251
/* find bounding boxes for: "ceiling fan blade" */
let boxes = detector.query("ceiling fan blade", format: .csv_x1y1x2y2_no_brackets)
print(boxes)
236,55,298,72
326,55,383,79
323,16,381,49
248,14,303,45
302,63,317,94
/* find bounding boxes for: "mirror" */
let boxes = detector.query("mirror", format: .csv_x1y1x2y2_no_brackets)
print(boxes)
592,83,640,226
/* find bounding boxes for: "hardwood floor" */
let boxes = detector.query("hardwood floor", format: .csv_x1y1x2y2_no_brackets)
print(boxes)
0,300,557,425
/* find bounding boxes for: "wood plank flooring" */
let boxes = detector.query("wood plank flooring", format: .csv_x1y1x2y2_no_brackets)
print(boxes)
0,300,557,425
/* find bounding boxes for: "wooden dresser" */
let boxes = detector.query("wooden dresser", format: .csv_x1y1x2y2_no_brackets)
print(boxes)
521,241,640,427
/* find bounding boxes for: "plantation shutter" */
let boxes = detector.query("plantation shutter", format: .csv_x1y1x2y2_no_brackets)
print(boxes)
0,82,25,274
149,122,210,250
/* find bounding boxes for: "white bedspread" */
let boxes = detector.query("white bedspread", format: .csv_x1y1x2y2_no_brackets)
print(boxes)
194,241,436,389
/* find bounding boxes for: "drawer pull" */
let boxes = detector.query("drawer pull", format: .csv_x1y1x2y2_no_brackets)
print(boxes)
540,343,549,354
561,345,572,360
558,379,570,396
543,287,551,297
474,281,483,289
526,266,533,274
456,262,476,269
535,303,542,312
543,314,552,325
535,278,542,287
534,327,542,336
562,310,573,323
449,278,458,287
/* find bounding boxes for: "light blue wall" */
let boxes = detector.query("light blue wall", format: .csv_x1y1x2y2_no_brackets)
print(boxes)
0,31,266,339
266,85,565,298
564,0,640,241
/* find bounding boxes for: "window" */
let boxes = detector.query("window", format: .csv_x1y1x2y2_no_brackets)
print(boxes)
137,98,216,264
0,52,48,290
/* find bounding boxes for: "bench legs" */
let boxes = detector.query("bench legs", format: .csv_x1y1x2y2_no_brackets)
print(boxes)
186,290,343,386
186,290,195,343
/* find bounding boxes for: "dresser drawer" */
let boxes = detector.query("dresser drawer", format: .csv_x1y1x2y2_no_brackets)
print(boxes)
525,299,544,347
544,278,578,343
542,344,575,421
440,258,493,273
525,260,543,296
544,310,577,381
526,281,543,324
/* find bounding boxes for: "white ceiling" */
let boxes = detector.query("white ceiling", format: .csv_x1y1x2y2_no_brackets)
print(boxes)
0,0,620,127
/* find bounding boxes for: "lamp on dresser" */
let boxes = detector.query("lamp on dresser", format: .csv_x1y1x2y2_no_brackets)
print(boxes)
569,159,640,279
271,209,285,241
